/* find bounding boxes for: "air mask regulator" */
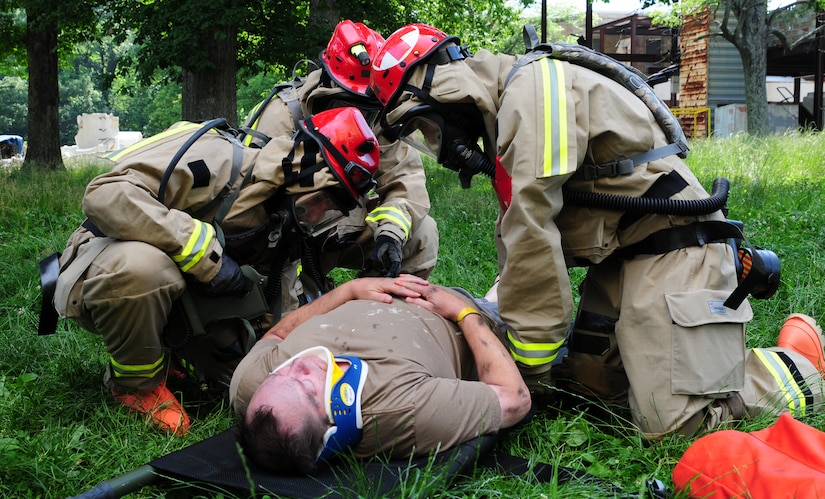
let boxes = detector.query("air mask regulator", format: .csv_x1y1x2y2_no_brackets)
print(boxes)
724,220,781,309
444,141,496,189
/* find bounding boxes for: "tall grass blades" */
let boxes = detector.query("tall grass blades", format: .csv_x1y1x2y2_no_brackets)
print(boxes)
3,131,825,497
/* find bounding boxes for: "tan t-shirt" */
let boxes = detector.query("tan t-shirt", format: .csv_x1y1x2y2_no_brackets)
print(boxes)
229,298,502,459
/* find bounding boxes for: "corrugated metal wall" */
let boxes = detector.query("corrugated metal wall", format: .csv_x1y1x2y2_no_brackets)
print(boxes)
678,8,748,135
679,14,709,108
707,15,746,109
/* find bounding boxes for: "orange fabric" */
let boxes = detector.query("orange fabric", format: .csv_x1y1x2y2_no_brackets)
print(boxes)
114,383,190,436
673,412,825,498
778,314,825,376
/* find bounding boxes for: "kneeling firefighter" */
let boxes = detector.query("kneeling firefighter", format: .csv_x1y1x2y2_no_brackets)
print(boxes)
369,24,800,439
39,107,379,435
241,20,439,313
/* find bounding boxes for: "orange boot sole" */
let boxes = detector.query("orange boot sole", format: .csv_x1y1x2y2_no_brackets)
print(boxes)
113,383,191,435
777,313,825,378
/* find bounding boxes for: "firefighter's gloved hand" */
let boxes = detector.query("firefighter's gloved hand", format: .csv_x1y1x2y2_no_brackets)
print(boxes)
196,254,250,297
371,235,403,277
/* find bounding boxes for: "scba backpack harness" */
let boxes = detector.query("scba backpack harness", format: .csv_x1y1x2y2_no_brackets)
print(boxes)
496,26,781,310
38,118,309,389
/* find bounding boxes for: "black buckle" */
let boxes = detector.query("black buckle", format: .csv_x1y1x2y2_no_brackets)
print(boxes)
582,158,635,180
38,252,61,335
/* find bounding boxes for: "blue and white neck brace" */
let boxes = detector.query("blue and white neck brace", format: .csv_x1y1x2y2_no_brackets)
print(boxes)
271,346,368,463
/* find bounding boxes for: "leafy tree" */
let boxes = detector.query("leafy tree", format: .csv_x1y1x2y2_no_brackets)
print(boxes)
0,1,104,170
491,0,586,55
0,0,532,163
0,76,27,136
649,0,825,135
58,56,106,146
108,0,243,124
409,0,528,53
111,0,530,127
109,68,182,137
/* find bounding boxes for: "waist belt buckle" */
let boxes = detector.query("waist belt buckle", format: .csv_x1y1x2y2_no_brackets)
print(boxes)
583,158,635,180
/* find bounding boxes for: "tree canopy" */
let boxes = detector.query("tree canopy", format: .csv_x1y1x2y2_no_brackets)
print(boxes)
0,0,534,168
648,0,824,134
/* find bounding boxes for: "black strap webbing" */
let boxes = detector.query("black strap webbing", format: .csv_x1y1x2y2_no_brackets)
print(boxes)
618,171,689,230
81,218,105,237
612,220,743,260
37,252,61,335
581,141,689,182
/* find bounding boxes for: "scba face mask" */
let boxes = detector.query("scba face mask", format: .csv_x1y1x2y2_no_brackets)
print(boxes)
271,346,369,463
388,104,494,186
292,189,348,237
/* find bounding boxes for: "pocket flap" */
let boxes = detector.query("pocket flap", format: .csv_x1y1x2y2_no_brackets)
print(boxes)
665,289,753,327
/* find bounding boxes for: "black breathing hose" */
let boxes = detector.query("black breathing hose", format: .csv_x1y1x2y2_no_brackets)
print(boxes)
301,240,329,294
562,177,730,215
469,141,730,216
264,248,289,306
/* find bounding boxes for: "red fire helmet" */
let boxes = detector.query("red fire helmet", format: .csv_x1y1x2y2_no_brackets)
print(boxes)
320,20,385,97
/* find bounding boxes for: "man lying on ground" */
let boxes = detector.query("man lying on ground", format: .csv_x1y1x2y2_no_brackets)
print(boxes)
229,275,531,473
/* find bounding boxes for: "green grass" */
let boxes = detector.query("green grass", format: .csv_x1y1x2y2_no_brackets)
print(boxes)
3,131,825,497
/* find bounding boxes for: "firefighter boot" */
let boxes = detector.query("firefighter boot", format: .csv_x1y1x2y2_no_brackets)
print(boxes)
777,313,825,378
113,383,191,435
521,367,555,406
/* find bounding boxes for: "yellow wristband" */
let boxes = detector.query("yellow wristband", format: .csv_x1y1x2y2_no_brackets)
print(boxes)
456,307,479,325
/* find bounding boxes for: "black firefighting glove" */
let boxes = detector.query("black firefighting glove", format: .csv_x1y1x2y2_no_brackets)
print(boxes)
370,235,403,278
195,254,250,297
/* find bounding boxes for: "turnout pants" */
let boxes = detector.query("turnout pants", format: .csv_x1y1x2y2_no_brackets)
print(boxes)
56,236,186,393
566,242,825,437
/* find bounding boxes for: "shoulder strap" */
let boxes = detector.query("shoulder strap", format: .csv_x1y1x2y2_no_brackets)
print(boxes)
523,23,541,52
278,85,305,130
240,76,308,147
508,27,689,161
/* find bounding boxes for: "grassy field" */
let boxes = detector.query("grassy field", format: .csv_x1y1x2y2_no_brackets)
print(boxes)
2,132,825,498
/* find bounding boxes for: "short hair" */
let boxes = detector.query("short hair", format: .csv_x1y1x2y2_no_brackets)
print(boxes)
236,405,322,474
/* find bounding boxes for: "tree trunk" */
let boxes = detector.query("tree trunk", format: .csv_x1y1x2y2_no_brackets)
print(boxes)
24,2,64,170
720,0,770,136
737,0,770,136
181,25,238,126
309,0,339,34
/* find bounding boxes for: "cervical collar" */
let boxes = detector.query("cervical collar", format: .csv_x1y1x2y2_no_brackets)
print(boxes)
271,346,368,463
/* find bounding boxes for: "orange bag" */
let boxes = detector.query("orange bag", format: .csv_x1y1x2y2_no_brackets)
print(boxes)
673,412,825,498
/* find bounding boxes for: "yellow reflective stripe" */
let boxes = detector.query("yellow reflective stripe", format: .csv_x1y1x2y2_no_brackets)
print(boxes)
754,348,807,416
104,122,206,162
110,355,165,379
507,330,565,366
180,358,197,376
365,206,411,238
172,221,215,272
539,58,569,177
243,100,264,146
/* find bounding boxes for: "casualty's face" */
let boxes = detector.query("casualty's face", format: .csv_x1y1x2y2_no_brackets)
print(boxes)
248,356,329,433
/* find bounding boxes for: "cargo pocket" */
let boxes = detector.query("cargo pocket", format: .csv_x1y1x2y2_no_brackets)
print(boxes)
666,289,752,396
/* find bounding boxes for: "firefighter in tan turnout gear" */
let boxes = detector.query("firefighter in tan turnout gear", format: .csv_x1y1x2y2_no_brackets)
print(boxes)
370,23,825,438
241,20,438,313
50,107,380,435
